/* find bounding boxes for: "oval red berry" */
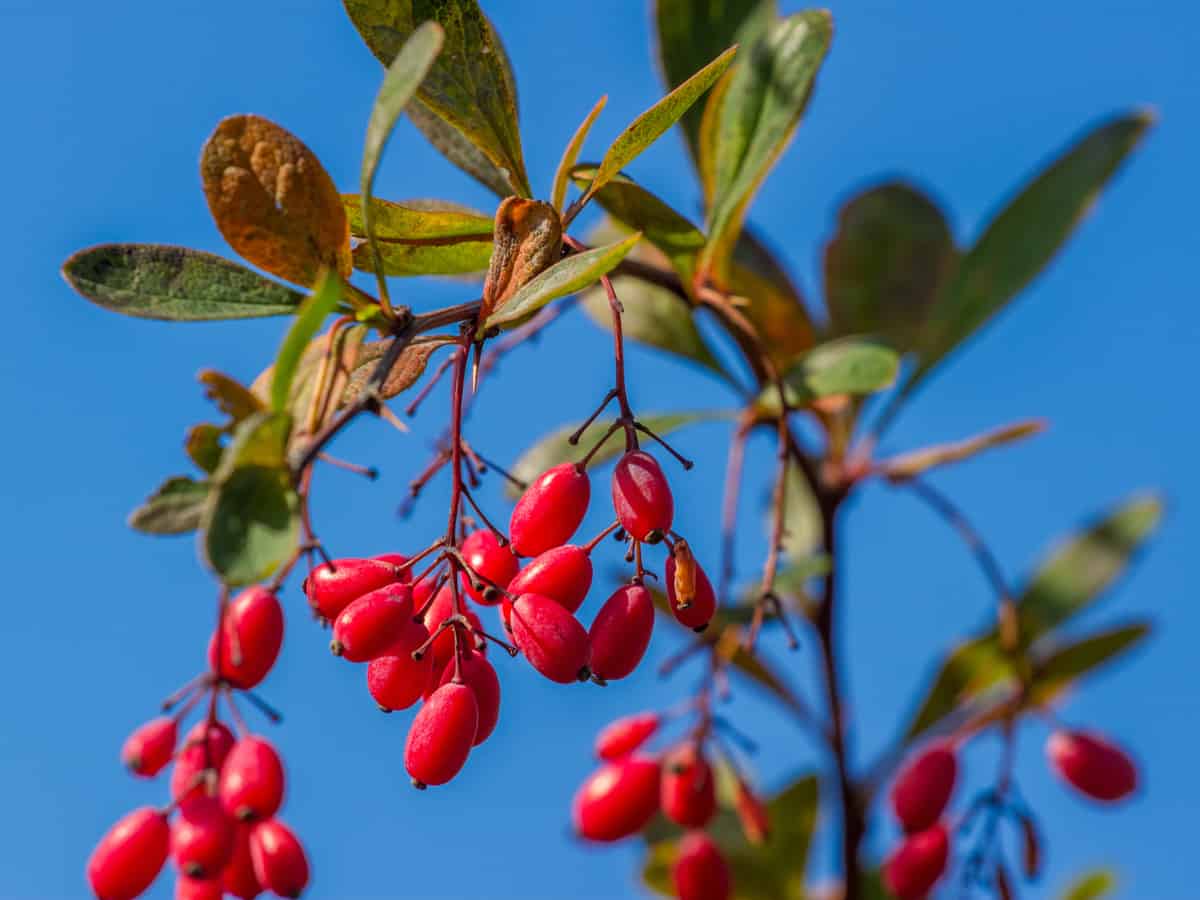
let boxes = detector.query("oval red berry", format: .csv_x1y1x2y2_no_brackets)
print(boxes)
611,451,674,542
330,583,413,662
367,625,435,712
171,721,236,804
672,831,731,900
87,806,170,900
460,529,519,605
222,825,262,900
588,583,654,681
595,712,660,761
665,555,716,632
507,544,592,613
437,649,501,746
1047,729,1137,802
219,736,285,822
891,740,957,833
303,557,403,621
121,716,177,778
572,755,661,842
509,463,590,557
404,682,478,787
510,592,591,684
170,795,235,879
249,819,309,899
661,744,717,828
209,587,284,689
884,822,950,900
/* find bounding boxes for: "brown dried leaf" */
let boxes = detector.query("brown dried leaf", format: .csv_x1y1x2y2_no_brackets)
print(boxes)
342,334,458,405
198,370,264,424
479,198,562,322
200,115,351,286
880,419,1048,483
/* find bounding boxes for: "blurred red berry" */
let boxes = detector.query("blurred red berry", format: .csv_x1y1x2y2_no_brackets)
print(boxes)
222,825,262,899
572,755,662,842
249,820,309,899
219,736,285,822
891,740,957,833
87,806,169,900
595,712,660,761
171,795,235,879
672,831,731,900
661,744,717,828
171,721,236,804
1047,729,1138,802
884,822,950,900
208,587,284,689
121,717,177,778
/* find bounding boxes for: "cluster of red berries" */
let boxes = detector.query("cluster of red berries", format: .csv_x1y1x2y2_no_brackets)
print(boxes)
88,588,310,900
883,727,1137,899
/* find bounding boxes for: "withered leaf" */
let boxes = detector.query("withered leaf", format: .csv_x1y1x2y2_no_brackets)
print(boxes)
342,334,458,405
198,370,264,424
479,198,563,323
185,424,225,474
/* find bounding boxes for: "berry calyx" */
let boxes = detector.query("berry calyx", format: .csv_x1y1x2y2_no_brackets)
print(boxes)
588,583,654,681
611,450,674,543
404,682,479,787
436,649,501,746
87,806,170,900
170,795,235,879
121,717,177,778
219,736,286,822
507,544,593,614
366,626,435,712
665,554,716,632
595,712,660,761
303,558,404,621
572,755,662,842
171,721,236,804
509,592,591,684
459,529,519,605
248,820,309,899
883,822,950,900
208,586,284,689
222,825,262,899
509,463,591,557
661,744,717,828
1047,729,1138,803
330,583,414,662
891,740,957,833
672,831,731,900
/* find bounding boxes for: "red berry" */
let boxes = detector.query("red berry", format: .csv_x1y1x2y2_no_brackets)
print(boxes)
588,583,654,680
510,592,591,684
661,744,717,828
222,826,262,899
422,585,486,674
595,712,660,761
507,545,592,614
884,823,950,900
330,583,413,662
209,587,284,689
87,807,170,900
460,529,519,605
171,796,235,879
664,555,716,632
249,820,309,899
672,831,731,900
733,777,771,846
122,717,177,778
1047,729,1137,802
175,875,223,900
373,553,412,580
404,682,479,787
509,462,591,557
303,557,403,621
171,721,236,804
366,626,435,712
219,737,285,822
891,740,958,833
612,450,674,542
412,574,438,610
436,649,501,746
572,755,661,842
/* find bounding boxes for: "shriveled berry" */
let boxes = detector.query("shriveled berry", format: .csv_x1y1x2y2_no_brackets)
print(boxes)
330,583,413,662
892,740,957,833
596,712,660,761
176,875,223,900
507,544,592,613
1047,730,1137,802
373,553,412,580
219,736,285,822
665,555,716,632
249,820,309,899
171,796,234,879
171,721,236,804
588,583,654,681
612,450,674,542
87,807,170,900
884,823,950,900
733,777,771,845
422,585,486,674
673,831,731,900
437,650,501,745
572,755,662,842
122,717,177,778
209,587,284,689
460,529,519,605
661,744,717,828
222,826,262,899
510,592,591,684
303,557,403,621
404,682,479,787
367,626,435,712
509,462,591,557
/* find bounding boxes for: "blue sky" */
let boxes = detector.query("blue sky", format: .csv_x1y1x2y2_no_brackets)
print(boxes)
1,1,1196,898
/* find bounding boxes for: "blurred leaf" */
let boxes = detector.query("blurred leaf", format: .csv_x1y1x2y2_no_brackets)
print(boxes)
824,181,958,350
198,370,264,424
579,46,737,208
482,232,641,331
271,274,343,414
1029,621,1151,704
62,245,306,321
768,553,830,599
552,96,608,213
903,634,1011,740
342,334,458,404
185,424,225,474
653,0,776,168
344,0,531,197
778,460,820,561
714,627,811,720
200,115,351,285
879,419,1047,482
128,476,209,535
254,325,369,431
757,337,899,414
727,229,815,369
345,195,493,241
1060,869,1118,900
700,12,831,279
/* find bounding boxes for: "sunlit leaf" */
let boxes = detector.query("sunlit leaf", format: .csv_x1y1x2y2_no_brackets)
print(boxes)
757,337,899,413
198,370,264,424
128,476,209,535
1029,621,1151,705
351,236,494,277
879,419,1047,482
271,274,343,414
200,115,351,285
345,195,493,241
185,424,224,474
342,334,458,405
1060,869,1118,900
552,96,607,213
62,245,306,321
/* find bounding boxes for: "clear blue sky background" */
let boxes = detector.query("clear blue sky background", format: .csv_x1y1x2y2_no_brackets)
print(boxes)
1,2,1195,898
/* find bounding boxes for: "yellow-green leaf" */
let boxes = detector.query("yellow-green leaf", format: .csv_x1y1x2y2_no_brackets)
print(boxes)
271,274,343,414
1029,621,1151,705
552,96,607,213
345,195,493,241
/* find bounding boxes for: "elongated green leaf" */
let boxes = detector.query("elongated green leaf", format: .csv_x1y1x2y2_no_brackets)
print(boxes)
482,233,642,331
880,419,1047,482
824,181,958,350
552,96,607,213
1030,622,1150,704
344,0,530,197
654,0,776,168
728,229,815,369
579,46,737,209
700,12,831,278
63,245,305,321
758,336,899,413
128,476,209,535
903,635,1012,740
346,195,493,241
406,101,514,197
271,275,343,414
1060,870,1118,900
778,460,820,562
352,237,493,277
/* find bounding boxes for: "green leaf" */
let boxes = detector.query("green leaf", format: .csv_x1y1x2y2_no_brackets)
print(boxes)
271,274,343,414
778,460,820,562
700,12,832,279
128,476,209,535
1060,869,1118,900
824,181,958,351
552,96,607,214
880,419,1047,482
351,236,493,277
758,337,900,413
482,233,642,332
201,412,299,586
903,634,1012,741
579,46,737,210
346,196,493,241
727,229,816,369
1030,622,1151,704
914,112,1154,388
344,0,531,197
185,424,225,474
63,245,306,321
653,0,777,169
